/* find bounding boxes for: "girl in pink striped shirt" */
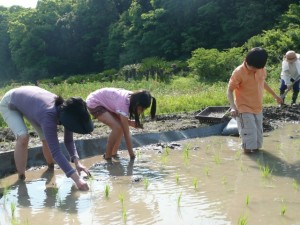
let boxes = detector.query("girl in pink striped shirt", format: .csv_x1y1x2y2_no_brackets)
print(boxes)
86,88,156,160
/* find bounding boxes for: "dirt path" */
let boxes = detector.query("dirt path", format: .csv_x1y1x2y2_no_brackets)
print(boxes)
0,105,299,152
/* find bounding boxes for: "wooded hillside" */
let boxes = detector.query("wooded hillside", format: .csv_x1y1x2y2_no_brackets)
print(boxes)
0,0,298,84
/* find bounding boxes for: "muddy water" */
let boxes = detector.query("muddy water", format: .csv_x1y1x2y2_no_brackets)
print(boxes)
1,124,300,225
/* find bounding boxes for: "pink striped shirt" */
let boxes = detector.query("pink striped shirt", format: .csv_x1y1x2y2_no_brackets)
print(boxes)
86,88,132,117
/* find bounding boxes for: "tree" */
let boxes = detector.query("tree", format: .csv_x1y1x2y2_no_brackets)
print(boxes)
0,7,18,83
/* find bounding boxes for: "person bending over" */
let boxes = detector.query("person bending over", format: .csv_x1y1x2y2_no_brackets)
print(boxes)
86,87,156,161
279,50,300,105
0,86,94,190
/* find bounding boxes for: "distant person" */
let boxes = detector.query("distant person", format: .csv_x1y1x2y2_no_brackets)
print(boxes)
0,86,94,190
86,88,156,161
227,47,282,153
279,50,300,105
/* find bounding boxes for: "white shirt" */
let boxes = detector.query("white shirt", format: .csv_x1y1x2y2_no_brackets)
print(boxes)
281,53,300,85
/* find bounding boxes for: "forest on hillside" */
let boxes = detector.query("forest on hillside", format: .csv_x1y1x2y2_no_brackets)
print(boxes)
0,0,299,84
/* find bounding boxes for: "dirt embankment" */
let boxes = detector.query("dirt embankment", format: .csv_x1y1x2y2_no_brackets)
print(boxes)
0,105,299,152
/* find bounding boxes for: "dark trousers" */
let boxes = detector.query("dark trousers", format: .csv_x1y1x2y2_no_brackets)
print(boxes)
279,79,300,104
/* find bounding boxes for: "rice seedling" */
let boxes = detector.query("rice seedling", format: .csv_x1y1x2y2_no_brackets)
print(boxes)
88,175,95,192
213,153,221,165
204,166,209,176
161,154,168,164
118,193,125,208
164,146,171,156
104,185,110,198
136,149,142,160
245,194,250,206
175,173,180,184
24,219,30,225
144,178,150,190
235,150,242,160
177,192,182,207
122,206,127,222
10,202,16,219
183,145,190,165
240,162,248,172
221,176,227,185
238,214,248,225
51,183,59,197
205,144,211,154
193,178,199,190
183,146,190,159
260,164,272,179
292,179,299,191
10,218,19,225
51,184,63,206
2,183,10,203
281,204,287,216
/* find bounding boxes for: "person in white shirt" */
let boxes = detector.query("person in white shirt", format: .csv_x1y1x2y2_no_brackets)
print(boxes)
279,50,300,105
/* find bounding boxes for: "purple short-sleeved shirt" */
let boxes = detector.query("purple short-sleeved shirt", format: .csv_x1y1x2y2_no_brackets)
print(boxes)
9,86,78,177
86,88,132,117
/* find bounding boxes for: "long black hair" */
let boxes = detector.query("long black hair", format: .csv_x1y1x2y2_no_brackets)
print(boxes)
129,90,156,127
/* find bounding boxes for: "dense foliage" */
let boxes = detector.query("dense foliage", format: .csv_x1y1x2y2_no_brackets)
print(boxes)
0,0,298,84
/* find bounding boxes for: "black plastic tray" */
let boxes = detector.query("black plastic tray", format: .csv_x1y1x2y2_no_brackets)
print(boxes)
195,106,231,123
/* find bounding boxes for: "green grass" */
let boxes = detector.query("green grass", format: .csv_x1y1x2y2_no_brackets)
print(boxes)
0,76,281,128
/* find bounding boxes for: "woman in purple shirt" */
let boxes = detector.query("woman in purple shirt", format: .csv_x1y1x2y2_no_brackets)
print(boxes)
0,86,93,191
86,88,156,160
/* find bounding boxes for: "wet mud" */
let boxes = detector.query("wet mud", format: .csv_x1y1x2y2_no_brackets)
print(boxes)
0,105,300,152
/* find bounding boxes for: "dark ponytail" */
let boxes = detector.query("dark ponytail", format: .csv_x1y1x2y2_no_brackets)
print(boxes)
150,97,156,119
55,96,64,106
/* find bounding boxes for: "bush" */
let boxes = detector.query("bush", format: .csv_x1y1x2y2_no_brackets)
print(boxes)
187,47,243,82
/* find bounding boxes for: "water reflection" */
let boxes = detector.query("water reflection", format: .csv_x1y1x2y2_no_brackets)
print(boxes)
2,124,300,224
90,158,168,182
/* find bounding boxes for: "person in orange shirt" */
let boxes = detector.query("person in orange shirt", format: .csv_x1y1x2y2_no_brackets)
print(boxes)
227,47,282,153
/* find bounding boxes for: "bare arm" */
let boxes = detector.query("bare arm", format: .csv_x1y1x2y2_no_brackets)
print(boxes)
264,82,283,104
227,86,238,117
120,115,135,158
128,119,143,129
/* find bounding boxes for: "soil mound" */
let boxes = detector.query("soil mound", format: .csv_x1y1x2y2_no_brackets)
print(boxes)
0,105,299,151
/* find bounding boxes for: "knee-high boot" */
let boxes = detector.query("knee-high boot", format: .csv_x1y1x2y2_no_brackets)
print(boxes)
280,90,285,104
292,91,299,105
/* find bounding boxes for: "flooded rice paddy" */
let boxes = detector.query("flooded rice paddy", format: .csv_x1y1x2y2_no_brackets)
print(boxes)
1,123,300,225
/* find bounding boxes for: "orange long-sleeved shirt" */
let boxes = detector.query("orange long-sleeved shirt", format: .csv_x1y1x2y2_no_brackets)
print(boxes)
228,62,267,114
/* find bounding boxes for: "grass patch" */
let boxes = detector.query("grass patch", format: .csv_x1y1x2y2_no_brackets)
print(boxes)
0,76,281,128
